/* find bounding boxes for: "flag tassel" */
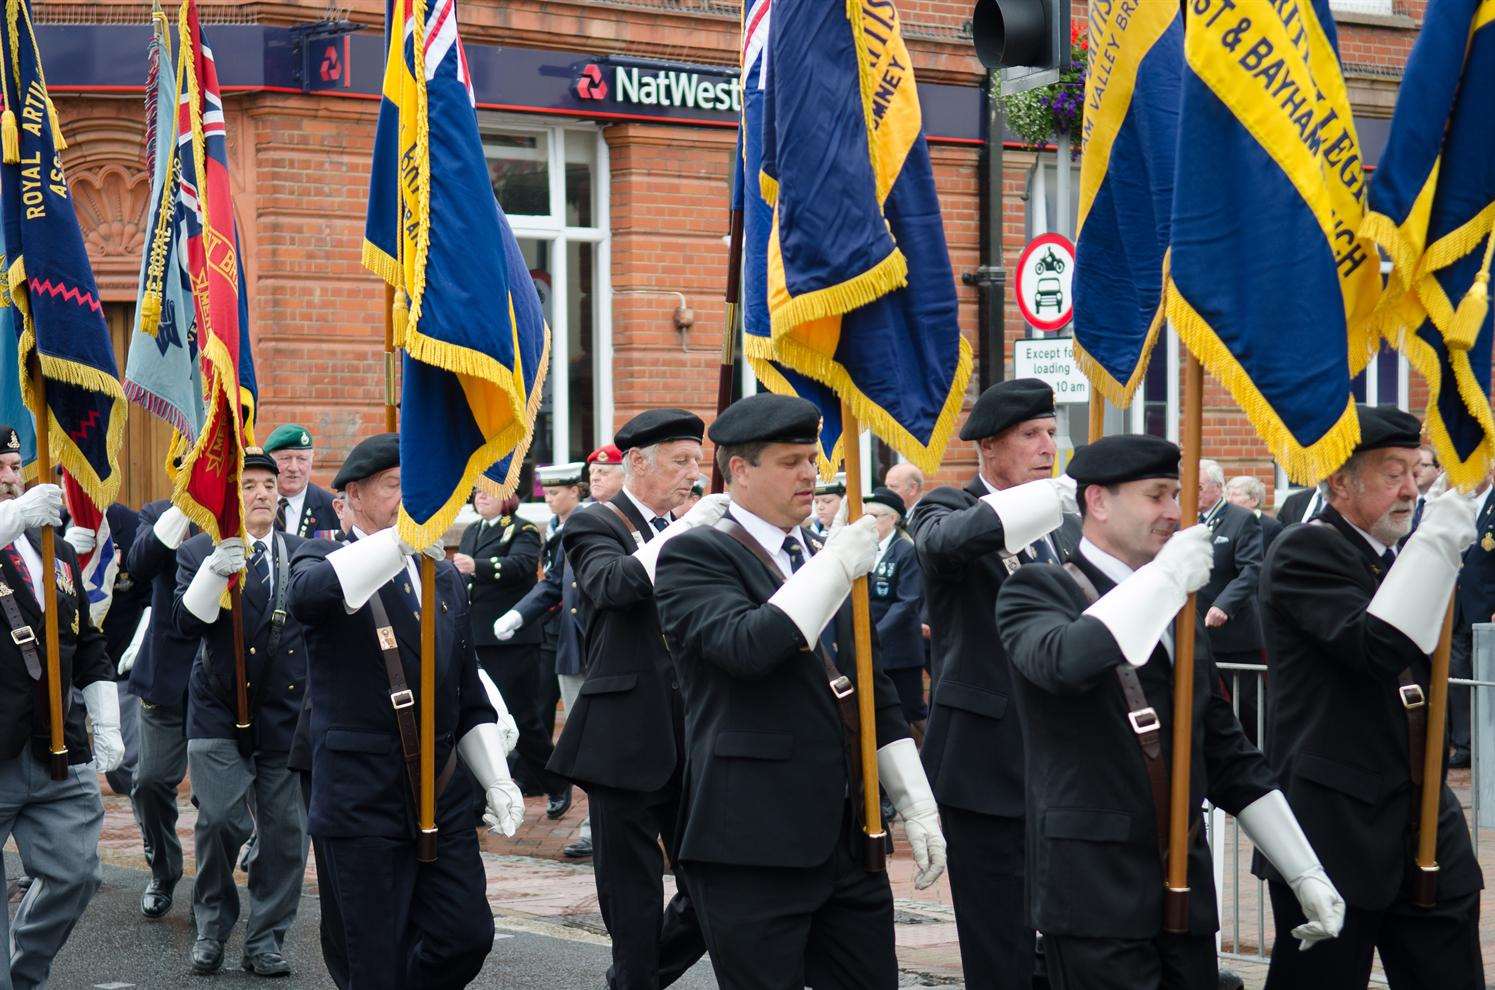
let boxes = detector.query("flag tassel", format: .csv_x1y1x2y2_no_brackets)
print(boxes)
1445,234,1495,352
1,107,16,164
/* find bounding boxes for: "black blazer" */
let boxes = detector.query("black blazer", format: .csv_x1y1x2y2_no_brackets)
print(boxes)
100,502,149,672
655,518,909,868
1257,510,1284,550
174,532,308,753
1255,507,1483,909
125,499,202,708
910,476,1081,818
548,493,681,792
1275,487,1320,526
515,524,585,676
1196,500,1264,655
458,513,541,647
283,483,340,540
869,535,924,670
1455,491,1495,631
0,532,112,763
288,533,495,839
997,552,1276,938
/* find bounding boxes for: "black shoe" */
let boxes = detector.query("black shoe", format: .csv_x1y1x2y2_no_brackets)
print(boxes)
191,938,224,975
241,951,292,977
546,787,573,820
1449,747,1472,769
563,836,593,859
140,878,176,919
1217,967,1245,990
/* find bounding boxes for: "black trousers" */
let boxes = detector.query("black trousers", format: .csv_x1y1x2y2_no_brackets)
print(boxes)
478,644,566,797
1044,932,1216,990
586,781,706,989
317,828,494,990
1450,624,1474,751
682,818,897,989
301,771,350,989
1266,880,1483,990
940,806,1034,990
885,666,927,724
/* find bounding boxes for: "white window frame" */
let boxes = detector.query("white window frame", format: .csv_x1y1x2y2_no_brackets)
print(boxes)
478,114,612,464
1329,0,1394,17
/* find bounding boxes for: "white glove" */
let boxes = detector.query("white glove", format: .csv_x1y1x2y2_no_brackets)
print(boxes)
1050,474,1079,516
631,492,733,583
980,478,1064,554
1368,487,1480,653
0,483,63,547
183,540,243,623
493,610,523,641
477,667,520,755
151,504,192,550
63,526,96,555
457,721,525,836
82,680,124,773
326,528,409,610
118,607,150,676
1237,790,1344,949
397,535,445,562
767,515,878,647
877,737,946,889
1084,524,1213,667
204,537,245,576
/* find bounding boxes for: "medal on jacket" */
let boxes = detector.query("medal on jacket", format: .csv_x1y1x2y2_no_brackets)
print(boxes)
1483,532,1495,553
70,610,79,635
54,560,74,597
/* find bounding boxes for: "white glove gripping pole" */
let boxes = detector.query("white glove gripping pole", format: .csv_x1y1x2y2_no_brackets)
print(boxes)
631,492,731,583
979,478,1064,554
1237,791,1345,949
0,483,62,548
1368,488,1480,653
82,679,124,773
877,737,947,889
767,515,878,646
1083,525,1214,668
151,504,192,551
182,539,245,624
476,667,520,755
457,722,525,836
326,529,408,611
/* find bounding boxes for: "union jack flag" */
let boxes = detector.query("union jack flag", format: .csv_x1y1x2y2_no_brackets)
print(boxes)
742,0,771,87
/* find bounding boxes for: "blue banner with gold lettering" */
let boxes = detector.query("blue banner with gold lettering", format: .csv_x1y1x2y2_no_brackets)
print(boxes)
1363,0,1495,488
1166,0,1380,483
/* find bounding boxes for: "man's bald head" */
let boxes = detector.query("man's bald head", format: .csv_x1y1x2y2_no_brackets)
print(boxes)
885,463,924,508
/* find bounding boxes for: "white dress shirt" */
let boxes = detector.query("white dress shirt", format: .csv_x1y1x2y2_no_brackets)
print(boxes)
281,487,308,532
6,536,44,611
620,487,671,540
730,500,810,576
1079,537,1173,661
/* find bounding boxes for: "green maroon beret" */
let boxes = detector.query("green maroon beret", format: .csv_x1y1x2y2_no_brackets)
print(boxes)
263,423,315,453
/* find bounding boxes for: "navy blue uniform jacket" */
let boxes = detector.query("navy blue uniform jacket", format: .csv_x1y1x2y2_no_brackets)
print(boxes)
126,499,201,707
868,534,923,671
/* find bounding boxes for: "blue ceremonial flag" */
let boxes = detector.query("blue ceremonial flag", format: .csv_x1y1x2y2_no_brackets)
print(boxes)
1165,0,1380,484
364,0,549,546
1363,0,1495,488
0,301,35,466
743,0,970,476
1073,3,1181,406
0,0,125,507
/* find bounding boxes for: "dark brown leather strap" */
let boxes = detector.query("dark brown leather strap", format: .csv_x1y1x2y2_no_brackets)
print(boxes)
602,500,644,542
367,589,424,821
1398,667,1428,834
1064,562,1171,864
0,579,42,681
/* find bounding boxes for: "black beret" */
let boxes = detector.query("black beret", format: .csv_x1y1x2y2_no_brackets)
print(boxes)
708,393,820,447
614,408,705,451
1353,404,1421,454
864,486,906,518
1067,434,1180,487
959,378,1056,441
242,447,279,475
333,432,400,489
0,424,18,455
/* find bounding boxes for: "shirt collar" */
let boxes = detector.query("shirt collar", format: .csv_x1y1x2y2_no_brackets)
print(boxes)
621,486,666,525
1078,537,1136,586
284,486,307,520
730,498,808,561
1344,518,1391,559
1201,497,1225,523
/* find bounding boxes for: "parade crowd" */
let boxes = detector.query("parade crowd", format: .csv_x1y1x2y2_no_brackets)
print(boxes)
0,377,1489,990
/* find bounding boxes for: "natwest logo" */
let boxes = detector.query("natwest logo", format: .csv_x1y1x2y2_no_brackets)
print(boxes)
574,63,608,100
613,64,740,112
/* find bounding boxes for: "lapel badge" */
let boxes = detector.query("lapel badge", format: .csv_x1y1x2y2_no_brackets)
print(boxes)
54,561,74,596
1483,532,1495,553
376,626,397,651
70,610,79,635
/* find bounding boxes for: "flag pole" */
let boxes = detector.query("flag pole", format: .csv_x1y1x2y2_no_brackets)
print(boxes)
384,284,398,433
1413,602,1455,907
1088,394,1105,442
418,553,437,862
840,402,886,870
710,203,745,494
24,355,68,780
230,581,252,755
1164,350,1204,931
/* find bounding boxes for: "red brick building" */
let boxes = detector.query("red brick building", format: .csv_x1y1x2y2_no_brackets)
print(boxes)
47,0,1433,509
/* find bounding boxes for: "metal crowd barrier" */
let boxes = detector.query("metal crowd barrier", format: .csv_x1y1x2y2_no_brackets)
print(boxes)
1209,624,1495,979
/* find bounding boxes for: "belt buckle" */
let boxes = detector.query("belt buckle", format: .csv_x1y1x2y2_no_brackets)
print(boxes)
1399,683,1426,710
10,625,35,647
1128,707,1160,734
829,675,854,700
390,689,415,710
271,608,288,627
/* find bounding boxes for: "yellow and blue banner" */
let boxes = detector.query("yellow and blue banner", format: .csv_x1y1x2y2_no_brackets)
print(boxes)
363,0,549,546
744,0,970,476
1073,3,1181,406
0,0,125,508
1363,0,1495,488
1166,0,1380,484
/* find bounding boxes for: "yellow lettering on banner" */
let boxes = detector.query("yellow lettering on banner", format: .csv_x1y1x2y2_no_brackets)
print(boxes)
1076,0,1176,236
851,0,920,204
1185,0,1380,352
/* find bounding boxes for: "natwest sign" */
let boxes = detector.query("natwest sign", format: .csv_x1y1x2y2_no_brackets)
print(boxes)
576,57,741,116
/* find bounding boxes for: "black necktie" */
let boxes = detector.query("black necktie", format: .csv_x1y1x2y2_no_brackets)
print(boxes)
1029,538,1058,565
651,516,669,534
274,497,289,532
251,540,270,588
782,536,806,573
1381,548,1397,572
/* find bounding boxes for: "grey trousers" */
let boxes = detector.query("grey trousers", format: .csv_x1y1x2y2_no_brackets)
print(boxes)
132,701,187,886
557,674,591,844
188,740,307,955
0,753,104,990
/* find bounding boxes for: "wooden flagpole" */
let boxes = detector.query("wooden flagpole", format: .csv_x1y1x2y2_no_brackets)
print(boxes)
840,403,886,869
384,284,398,433
1163,351,1203,931
1413,602,1456,907
230,581,252,755
24,355,68,780
711,205,745,494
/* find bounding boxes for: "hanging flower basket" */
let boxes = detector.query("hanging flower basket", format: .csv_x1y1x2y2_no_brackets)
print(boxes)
1001,22,1088,151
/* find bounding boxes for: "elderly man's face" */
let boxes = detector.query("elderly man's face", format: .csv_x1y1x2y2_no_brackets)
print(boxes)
0,452,21,502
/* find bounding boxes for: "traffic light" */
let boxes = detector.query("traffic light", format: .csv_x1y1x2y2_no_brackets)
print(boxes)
970,0,1069,92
